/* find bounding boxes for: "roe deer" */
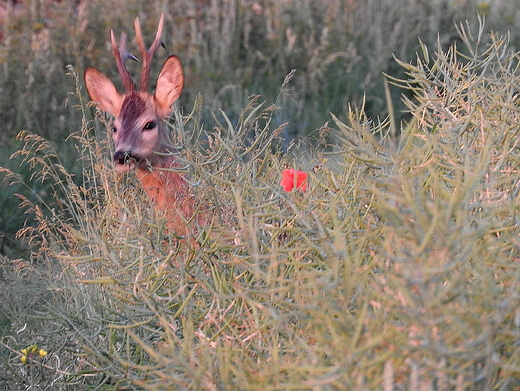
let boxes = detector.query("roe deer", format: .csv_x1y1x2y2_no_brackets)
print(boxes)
84,14,199,236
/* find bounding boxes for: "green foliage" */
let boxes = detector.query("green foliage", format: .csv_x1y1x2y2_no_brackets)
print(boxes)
1,0,520,236
1,22,520,390
1,0,519,139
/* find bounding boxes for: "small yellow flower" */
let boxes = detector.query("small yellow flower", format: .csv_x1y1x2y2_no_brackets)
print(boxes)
20,348,29,364
20,345,46,364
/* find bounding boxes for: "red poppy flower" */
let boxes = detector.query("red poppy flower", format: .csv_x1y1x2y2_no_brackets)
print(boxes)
280,169,307,192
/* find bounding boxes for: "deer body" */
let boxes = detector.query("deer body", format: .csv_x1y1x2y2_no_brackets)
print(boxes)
135,156,197,235
84,15,197,236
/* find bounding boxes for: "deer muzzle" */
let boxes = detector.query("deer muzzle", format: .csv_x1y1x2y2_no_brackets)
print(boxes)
114,150,140,168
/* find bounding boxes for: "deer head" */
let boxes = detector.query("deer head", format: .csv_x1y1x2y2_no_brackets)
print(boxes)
84,14,184,172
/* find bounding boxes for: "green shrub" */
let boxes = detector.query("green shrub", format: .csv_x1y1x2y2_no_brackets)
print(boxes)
1,20,520,390
2,0,520,236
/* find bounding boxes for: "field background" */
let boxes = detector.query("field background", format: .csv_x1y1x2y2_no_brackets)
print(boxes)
1,0,520,390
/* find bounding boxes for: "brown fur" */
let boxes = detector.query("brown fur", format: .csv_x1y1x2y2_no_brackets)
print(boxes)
136,160,197,236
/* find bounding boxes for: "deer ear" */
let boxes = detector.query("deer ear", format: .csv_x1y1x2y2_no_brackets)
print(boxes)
84,67,123,117
154,56,184,116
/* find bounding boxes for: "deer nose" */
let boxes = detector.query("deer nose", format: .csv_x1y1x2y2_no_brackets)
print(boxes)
114,151,139,165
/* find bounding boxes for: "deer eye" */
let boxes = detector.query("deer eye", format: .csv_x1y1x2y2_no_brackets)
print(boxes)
111,126,117,133
143,121,157,130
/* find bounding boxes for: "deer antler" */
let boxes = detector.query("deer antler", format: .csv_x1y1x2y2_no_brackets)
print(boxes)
110,31,135,92
134,13,164,92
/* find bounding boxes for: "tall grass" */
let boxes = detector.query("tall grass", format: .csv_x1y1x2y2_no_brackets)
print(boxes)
1,20,520,389
2,0,519,236
2,0,515,142
0,0,514,238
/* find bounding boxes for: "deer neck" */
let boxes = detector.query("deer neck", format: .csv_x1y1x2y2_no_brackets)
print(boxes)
135,152,195,233
136,151,186,202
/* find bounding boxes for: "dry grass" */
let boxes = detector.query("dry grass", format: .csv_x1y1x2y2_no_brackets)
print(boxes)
0,0,518,236
1,19,520,390
0,0,517,140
